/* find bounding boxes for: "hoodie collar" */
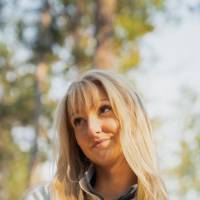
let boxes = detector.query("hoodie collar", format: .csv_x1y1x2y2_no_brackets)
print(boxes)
79,165,137,200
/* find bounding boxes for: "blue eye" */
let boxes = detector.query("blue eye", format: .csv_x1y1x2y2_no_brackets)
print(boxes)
99,105,112,114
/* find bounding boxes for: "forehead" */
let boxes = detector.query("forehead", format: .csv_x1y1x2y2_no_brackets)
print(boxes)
67,80,109,117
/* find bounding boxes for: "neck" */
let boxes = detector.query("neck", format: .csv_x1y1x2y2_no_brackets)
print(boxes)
94,156,137,200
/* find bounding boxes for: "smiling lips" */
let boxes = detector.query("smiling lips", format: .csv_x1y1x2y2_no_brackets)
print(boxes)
91,138,110,148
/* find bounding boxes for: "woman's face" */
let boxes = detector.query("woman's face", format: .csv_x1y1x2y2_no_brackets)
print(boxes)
70,86,123,166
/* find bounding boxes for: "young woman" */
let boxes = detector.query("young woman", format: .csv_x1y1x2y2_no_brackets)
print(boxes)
24,70,168,200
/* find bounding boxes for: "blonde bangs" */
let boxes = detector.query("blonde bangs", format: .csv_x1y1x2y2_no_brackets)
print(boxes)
67,80,102,119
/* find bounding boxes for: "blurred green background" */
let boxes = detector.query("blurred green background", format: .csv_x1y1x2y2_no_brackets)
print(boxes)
0,0,200,199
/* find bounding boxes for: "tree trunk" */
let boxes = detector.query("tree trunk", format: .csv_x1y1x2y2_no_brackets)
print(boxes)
28,62,43,186
94,0,116,69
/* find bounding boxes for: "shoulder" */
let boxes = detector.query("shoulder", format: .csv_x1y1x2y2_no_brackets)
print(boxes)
23,182,51,200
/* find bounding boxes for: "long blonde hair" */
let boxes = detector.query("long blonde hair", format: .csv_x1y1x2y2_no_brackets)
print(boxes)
51,70,168,200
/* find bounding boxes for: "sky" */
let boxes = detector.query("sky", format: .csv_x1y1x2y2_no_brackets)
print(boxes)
128,6,200,200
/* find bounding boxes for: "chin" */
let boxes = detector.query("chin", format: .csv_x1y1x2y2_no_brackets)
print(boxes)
91,153,121,167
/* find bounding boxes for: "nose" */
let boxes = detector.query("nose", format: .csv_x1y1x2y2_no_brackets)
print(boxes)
87,115,101,137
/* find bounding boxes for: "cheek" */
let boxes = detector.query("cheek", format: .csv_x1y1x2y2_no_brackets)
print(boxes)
103,118,120,135
74,133,92,159
74,130,88,149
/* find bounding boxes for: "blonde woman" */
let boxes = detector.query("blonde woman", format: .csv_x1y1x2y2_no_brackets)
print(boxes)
24,70,168,200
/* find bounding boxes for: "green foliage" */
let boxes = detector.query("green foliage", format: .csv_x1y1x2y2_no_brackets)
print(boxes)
171,90,200,196
0,130,29,200
118,48,140,73
173,139,200,195
114,0,161,72
116,14,154,40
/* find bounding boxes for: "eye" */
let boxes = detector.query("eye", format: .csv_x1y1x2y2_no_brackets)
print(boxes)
73,117,84,127
99,105,112,114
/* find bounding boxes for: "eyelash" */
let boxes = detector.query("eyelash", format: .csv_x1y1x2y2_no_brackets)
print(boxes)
73,117,83,127
99,105,112,114
72,105,112,127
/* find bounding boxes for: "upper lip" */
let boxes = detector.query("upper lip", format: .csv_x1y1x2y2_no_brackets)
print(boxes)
91,138,109,148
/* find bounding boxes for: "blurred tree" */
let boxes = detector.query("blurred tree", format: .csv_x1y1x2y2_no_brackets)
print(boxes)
0,0,165,199
0,43,30,199
14,0,164,183
0,1,55,198
94,0,116,69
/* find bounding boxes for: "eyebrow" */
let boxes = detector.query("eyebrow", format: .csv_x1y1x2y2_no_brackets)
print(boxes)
70,99,110,117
